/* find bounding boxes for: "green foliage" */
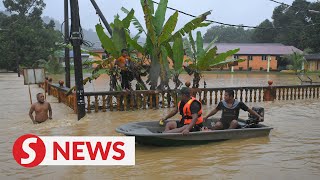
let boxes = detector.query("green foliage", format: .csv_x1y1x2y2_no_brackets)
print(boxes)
158,11,178,45
271,0,320,51
186,31,241,87
140,0,211,89
285,52,308,73
96,24,119,57
172,35,184,71
154,0,168,35
203,25,253,43
0,0,63,71
36,55,64,74
171,11,211,41
251,19,276,43
121,7,145,35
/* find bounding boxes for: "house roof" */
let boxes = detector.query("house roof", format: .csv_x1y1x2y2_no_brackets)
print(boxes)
91,43,303,56
305,54,320,60
205,43,303,55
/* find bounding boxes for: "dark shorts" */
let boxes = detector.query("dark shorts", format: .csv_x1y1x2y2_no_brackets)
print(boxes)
176,121,203,132
218,119,240,129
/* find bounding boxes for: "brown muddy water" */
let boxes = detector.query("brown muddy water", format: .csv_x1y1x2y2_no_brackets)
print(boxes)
0,73,319,180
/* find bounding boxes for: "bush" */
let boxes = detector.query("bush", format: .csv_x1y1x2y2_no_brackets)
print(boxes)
260,67,264,71
239,67,243,71
248,67,252,71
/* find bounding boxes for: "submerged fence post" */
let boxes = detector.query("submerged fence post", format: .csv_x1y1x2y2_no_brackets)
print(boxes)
263,80,276,101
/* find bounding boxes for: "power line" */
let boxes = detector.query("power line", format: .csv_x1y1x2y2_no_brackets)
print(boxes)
268,0,320,13
268,0,291,7
151,0,320,30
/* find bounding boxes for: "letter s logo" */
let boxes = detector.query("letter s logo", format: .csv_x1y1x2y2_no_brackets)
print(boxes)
21,138,37,165
12,134,46,168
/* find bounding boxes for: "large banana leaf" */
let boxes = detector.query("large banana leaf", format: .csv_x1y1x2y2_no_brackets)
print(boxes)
122,9,135,29
164,42,173,61
204,36,218,53
125,32,144,54
142,0,157,46
160,45,170,85
112,17,127,55
172,34,184,71
211,48,240,66
158,11,178,46
154,0,168,35
121,7,146,35
96,24,118,58
171,11,211,41
196,46,217,70
196,31,205,60
141,0,154,15
211,58,245,67
188,33,196,60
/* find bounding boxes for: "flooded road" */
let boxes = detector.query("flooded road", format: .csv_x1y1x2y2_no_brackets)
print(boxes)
1,73,319,180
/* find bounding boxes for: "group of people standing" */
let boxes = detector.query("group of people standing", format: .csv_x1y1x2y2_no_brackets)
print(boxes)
160,87,264,134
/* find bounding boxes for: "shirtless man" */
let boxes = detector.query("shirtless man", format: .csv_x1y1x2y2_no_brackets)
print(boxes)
29,93,52,124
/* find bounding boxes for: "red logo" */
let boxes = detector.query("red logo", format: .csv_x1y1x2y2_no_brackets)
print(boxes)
12,134,46,168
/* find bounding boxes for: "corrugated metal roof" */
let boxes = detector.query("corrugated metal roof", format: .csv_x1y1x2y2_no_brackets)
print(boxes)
305,54,320,60
204,43,303,55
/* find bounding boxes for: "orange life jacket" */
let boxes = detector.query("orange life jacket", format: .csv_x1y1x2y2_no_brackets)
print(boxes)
178,97,203,125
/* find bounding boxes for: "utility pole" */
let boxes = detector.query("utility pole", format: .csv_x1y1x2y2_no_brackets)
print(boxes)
64,0,71,88
70,0,85,120
89,0,113,36
15,38,20,77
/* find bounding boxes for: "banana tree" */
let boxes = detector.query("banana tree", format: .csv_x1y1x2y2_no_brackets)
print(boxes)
184,31,243,88
285,51,308,74
136,0,211,90
93,9,148,91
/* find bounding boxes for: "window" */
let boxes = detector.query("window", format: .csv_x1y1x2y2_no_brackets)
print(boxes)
248,56,253,60
262,55,267,61
234,55,239,59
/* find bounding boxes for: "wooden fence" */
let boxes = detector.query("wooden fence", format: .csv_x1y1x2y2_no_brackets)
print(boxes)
40,81,320,113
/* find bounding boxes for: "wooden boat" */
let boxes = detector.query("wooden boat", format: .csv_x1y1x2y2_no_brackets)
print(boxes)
115,118,273,146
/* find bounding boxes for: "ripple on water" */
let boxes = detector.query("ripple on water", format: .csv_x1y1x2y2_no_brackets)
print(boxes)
1,73,320,179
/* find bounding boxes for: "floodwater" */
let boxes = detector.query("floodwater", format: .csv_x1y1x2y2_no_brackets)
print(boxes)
1,73,319,180
49,72,301,92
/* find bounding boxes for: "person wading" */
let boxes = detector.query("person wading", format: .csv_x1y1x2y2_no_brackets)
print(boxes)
29,93,52,124
160,87,204,134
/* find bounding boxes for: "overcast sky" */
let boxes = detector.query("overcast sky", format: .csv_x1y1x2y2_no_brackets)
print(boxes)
1,0,318,34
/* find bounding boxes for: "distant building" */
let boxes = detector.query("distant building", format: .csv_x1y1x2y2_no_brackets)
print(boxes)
90,43,303,71
58,51,91,67
304,54,320,71
207,43,303,71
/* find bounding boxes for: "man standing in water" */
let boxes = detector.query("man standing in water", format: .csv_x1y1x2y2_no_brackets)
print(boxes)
29,93,52,124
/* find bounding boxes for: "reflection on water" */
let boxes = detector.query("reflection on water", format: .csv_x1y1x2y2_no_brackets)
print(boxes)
0,73,319,179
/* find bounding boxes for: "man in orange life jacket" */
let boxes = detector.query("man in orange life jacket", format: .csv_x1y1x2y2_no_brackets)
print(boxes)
115,49,132,90
203,89,263,130
160,87,203,134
